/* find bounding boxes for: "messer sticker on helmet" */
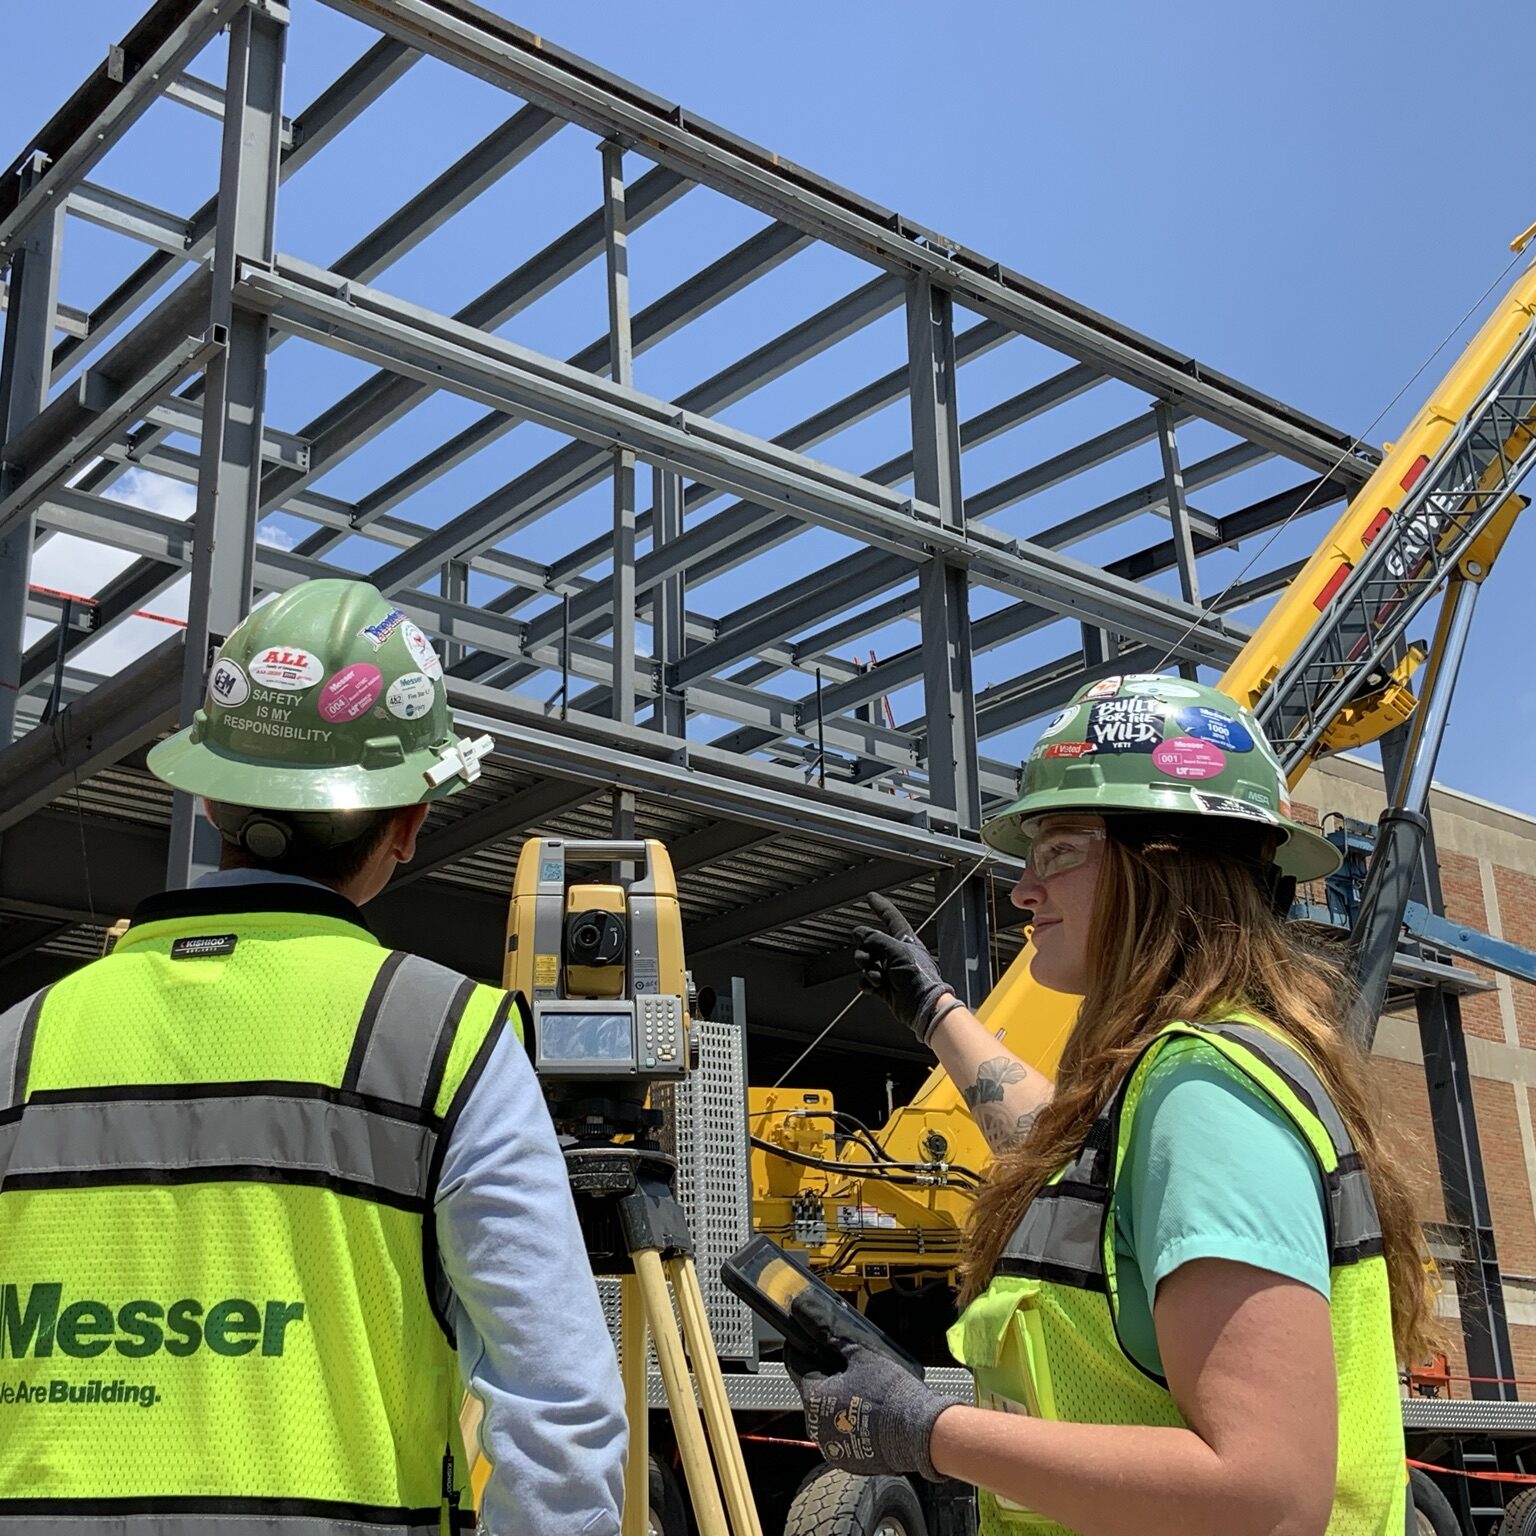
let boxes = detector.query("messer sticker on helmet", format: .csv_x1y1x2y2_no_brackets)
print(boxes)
1175,706,1254,753
249,646,325,692
1152,737,1226,780
1087,696,1164,752
385,671,436,720
207,657,250,710
318,662,383,724
401,621,443,681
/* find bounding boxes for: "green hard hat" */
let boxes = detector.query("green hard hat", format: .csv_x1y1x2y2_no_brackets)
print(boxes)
148,579,492,812
981,673,1341,882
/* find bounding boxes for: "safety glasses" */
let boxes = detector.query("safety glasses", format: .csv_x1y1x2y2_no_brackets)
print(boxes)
1019,823,1106,881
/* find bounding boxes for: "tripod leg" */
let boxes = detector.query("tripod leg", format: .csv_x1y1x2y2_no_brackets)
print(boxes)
620,1276,651,1536
633,1246,730,1536
668,1255,764,1536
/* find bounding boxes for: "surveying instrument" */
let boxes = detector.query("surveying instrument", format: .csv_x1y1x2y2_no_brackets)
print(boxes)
480,836,763,1536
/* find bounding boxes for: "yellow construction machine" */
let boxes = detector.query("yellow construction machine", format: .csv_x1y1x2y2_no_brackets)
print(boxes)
749,241,1536,1310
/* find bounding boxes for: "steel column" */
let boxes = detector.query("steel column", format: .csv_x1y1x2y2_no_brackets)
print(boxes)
440,559,469,669
908,277,989,1004
652,464,687,736
603,140,637,840
0,155,63,745
1154,399,1201,681
167,0,288,885
1377,724,1515,1402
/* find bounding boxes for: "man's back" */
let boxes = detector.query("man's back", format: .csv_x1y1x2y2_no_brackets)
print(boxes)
0,879,623,1533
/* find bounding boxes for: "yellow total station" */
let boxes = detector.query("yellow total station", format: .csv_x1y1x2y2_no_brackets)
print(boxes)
505,837,694,1086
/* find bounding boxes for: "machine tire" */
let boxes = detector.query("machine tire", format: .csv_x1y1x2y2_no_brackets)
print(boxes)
1496,1485,1536,1536
649,1455,687,1536
1410,1466,1462,1536
783,1465,928,1536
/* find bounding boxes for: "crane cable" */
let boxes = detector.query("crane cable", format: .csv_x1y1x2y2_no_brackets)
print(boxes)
1148,244,1527,677
770,849,993,1088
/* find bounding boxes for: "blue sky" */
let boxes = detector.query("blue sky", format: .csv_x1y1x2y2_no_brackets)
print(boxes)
4,1,1533,815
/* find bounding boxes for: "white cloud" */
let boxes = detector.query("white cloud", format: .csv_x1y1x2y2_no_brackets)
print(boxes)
256,519,297,550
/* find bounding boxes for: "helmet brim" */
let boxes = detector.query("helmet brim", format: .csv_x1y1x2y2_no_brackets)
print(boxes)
982,788,1342,882
147,726,464,812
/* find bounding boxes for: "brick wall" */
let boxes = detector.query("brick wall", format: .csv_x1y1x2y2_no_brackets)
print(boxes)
1496,867,1536,1051
1437,849,1505,1043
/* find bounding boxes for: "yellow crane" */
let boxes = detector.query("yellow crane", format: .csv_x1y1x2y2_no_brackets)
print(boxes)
751,239,1536,1287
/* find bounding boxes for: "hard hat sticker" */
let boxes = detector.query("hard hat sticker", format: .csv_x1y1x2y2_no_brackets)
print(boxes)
1087,696,1163,751
1121,677,1201,700
358,608,406,650
249,646,325,692
1043,741,1096,759
1083,676,1123,700
1192,791,1277,823
318,662,383,723
207,658,250,709
1174,706,1254,752
1037,706,1079,739
1152,737,1226,780
386,671,436,720
402,621,444,680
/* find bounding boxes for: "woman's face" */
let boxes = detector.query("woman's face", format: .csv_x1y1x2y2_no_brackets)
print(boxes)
1009,814,1107,995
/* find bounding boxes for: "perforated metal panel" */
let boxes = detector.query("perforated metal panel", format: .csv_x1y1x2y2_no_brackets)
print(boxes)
657,1011,756,1362
596,1005,756,1369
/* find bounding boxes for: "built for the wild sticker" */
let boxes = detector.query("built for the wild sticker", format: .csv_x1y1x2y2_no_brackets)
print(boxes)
1087,696,1164,752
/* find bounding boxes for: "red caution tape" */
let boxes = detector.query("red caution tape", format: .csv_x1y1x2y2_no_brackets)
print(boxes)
1409,1457,1536,1486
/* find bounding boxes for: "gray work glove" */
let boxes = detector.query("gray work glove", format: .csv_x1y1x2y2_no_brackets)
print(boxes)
785,1291,960,1482
852,893,960,1045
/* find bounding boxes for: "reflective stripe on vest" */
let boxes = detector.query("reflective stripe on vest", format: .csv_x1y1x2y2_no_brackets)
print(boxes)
0,1496,447,1531
0,954,472,1208
0,985,50,1112
995,1020,1382,1284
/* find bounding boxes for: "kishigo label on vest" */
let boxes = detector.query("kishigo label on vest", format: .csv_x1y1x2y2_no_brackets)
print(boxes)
169,935,238,959
2,1283,306,1360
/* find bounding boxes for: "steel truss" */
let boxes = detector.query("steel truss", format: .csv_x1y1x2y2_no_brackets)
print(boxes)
0,0,1379,1015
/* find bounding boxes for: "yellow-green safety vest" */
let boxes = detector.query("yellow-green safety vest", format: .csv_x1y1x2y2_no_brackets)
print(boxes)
0,884,516,1533
947,1016,1405,1536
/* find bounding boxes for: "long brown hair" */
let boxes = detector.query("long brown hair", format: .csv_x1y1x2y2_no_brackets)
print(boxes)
959,817,1438,1366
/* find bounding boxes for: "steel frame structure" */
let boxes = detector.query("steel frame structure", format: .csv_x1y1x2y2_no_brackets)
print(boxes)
0,0,1381,1032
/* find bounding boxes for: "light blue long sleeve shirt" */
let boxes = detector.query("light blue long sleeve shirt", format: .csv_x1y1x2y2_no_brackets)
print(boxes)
194,871,626,1534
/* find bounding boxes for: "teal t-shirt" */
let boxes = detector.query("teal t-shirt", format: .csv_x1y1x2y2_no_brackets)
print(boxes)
1110,1037,1330,1378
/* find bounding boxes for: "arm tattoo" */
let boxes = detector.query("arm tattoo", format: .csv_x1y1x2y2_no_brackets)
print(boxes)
962,1057,1038,1154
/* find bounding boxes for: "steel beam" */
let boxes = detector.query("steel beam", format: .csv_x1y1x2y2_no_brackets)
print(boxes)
51,35,417,382
517,314,1015,681
164,70,296,149
168,1,288,885
279,166,693,556
69,181,194,257
0,0,243,258
237,259,1243,671
0,637,183,835
390,778,593,888
0,156,63,745
322,0,1374,487
357,218,812,590
686,857,915,956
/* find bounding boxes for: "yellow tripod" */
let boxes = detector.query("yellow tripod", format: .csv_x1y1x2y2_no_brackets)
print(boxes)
462,1145,762,1536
